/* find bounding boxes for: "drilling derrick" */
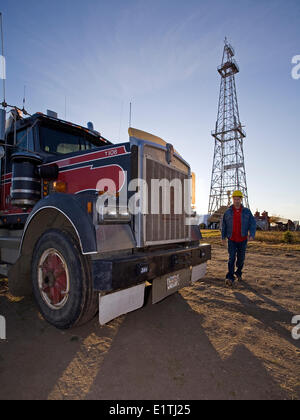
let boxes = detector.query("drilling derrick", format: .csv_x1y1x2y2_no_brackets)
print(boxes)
208,39,249,216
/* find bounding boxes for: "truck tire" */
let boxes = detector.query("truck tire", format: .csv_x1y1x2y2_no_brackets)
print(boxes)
31,229,98,329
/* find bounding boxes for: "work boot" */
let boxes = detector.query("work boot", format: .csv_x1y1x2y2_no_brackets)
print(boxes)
235,272,242,282
225,278,234,287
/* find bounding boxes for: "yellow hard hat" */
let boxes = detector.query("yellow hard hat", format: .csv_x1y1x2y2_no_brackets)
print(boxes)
232,190,243,198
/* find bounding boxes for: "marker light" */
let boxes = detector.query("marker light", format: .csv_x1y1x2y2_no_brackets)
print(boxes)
53,180,67,193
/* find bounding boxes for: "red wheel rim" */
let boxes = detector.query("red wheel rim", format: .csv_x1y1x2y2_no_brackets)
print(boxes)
38,249,69,309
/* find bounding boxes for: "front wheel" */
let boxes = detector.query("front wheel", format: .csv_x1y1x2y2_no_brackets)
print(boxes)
31,229,98,329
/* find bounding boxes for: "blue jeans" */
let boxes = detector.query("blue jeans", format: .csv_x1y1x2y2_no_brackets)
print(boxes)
226,239,248,281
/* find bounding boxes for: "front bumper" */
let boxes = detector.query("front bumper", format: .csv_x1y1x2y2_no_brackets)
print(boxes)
91,243,211,292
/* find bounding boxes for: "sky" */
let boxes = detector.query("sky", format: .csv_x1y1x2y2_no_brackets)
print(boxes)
1,0,300,220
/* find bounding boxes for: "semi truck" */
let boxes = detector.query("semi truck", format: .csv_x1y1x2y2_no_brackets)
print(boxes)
0,106,211,329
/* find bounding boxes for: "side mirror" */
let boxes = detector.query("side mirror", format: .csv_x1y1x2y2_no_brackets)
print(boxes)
39,164,59,180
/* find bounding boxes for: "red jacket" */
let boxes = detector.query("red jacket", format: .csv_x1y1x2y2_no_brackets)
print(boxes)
230,205,248,242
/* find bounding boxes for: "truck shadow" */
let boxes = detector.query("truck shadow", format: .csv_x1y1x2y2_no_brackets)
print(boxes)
86,292,289,400
0,293,110,400
0,290,293,400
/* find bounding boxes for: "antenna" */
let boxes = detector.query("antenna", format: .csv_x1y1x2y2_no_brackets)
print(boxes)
22,85,26,111
0,12,6,107
118,100,123,142
0,14,30,117
129,101,132,127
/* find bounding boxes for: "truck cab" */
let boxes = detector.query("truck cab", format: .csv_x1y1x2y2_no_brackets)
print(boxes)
1,111,110,219
0,108,211,329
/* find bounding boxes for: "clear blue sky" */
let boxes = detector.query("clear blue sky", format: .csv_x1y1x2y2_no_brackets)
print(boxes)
1,0,300,220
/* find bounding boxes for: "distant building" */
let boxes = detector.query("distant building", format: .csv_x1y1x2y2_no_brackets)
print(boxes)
293,221,299,231
198,214,210,229
269,217,296,231
254,210,270,231
207,205,229,230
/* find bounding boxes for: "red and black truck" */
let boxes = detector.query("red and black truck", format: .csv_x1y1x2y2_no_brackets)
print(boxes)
0,107,211,329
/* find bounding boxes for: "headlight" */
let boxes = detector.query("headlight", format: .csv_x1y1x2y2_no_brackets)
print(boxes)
98,205,131,223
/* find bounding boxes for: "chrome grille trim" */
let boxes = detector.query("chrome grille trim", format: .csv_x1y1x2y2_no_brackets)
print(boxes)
143,154,191,246
130,137,192,247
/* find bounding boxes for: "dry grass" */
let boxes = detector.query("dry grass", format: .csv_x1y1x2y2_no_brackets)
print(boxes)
201,229,221,238
201,229,300,252
255,231,300,244
201,229,300,244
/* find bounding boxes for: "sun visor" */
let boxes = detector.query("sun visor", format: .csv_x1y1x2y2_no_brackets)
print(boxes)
128,127,180,156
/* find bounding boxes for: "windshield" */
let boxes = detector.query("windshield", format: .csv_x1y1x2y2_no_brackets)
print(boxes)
39,124,99,155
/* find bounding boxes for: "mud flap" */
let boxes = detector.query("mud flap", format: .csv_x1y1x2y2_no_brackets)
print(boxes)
191,262,207,283
99,283,145,325
152,268,191,304
8,255,32,296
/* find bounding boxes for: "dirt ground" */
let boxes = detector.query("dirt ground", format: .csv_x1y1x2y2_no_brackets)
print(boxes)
0,238,299,400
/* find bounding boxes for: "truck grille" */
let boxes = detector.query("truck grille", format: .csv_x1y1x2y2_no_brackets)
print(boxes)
143,147,191,245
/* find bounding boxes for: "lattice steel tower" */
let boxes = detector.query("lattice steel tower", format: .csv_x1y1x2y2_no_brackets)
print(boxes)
208,39,249,214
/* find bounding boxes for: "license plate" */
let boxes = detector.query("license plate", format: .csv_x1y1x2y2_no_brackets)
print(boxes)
167,274,180,290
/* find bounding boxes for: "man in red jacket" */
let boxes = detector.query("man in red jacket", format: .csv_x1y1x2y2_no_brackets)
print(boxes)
222,190,256,287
